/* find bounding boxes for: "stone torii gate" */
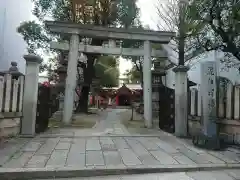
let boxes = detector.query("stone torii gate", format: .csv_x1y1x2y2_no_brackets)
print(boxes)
45,21,174,128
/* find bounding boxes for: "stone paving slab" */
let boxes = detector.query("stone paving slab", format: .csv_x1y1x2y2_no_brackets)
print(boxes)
46,150,68,167
103,151,122,166
25,155,49,168
66,152,85,167
86,151,105,166
0,109,240,178
0,136,240,169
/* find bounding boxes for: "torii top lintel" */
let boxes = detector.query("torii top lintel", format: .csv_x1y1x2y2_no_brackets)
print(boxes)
45,21,175,43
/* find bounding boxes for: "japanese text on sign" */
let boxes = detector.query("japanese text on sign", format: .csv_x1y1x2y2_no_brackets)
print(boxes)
206,65,216,110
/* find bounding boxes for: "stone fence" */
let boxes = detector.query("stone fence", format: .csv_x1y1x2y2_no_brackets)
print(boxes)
0,63,25,137
0,55,42,138
189,82,240,144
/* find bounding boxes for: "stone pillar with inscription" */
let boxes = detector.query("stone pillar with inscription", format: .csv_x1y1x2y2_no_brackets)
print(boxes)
193,61,220,150
201,61,217,137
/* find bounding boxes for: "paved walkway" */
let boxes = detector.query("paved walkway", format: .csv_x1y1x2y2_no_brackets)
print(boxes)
0,109,240,179
41,109,131,137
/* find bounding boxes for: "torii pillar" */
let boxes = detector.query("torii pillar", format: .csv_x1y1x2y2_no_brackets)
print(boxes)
143,40,152,128
63,34,79,124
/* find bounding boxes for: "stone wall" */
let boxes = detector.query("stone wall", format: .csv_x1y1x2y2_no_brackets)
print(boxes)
0,69,25,138
0,113,22,138
188,116,240,144
189,81,240,145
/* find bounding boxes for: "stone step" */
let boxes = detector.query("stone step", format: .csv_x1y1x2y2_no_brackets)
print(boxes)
0,164,240,180
51,111,63,121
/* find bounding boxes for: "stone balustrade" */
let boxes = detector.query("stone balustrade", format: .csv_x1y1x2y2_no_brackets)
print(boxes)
0,62,25,137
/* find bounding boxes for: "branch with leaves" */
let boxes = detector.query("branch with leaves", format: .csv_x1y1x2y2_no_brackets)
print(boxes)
189,0,240,62
156,0,205,66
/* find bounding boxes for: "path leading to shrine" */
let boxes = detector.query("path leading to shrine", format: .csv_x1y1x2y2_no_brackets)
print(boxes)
0,109,240,180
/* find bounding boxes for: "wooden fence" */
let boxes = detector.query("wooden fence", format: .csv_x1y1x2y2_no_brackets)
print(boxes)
189,82,240,144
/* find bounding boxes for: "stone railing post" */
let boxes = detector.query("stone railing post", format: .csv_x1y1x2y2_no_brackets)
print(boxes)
173,65,189,137
234,86,240,120
190,88,197,116
226,82,233,119
21,54,42,136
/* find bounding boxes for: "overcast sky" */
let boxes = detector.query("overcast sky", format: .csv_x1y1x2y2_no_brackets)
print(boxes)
0,0,33,72
119,0,159,77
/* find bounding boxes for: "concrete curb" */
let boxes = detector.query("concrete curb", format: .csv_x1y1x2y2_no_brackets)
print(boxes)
36,133,173,138
1,164,240,180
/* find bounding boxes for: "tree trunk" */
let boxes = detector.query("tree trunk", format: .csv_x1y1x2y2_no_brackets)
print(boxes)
76,85,90,113
178,2,185,66
76,38,104,113
92,95,95,106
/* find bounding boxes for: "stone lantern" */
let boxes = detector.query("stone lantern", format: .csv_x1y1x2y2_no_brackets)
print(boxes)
152,59,166,86
152,59,166,117
54,65,67,113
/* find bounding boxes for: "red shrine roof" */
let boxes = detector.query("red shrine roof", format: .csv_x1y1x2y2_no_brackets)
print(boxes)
100,84,142,97
116,84,132,96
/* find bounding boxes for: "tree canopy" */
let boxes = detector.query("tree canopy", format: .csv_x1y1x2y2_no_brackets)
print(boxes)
156,0,205,65
95,56,119,87
124,65,141,84
189,0,240,62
